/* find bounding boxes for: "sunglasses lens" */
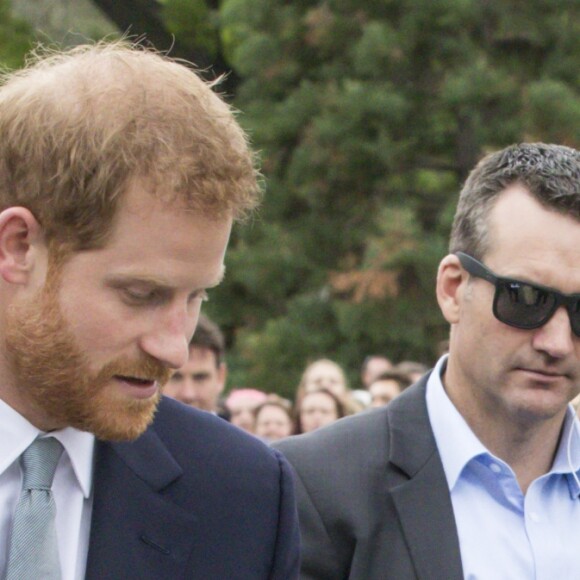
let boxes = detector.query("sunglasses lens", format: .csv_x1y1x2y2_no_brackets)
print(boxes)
570,300,580,337
495,281,555,329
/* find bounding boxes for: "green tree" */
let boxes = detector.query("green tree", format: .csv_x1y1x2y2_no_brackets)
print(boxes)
0,0,32,69
15,0,578,398
211,0,580,398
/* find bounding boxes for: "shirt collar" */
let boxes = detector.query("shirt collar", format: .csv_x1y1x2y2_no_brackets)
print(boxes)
426,356,580,498
51,426,95,498
0,397,95,498
426,355,488,492
551,406,580,498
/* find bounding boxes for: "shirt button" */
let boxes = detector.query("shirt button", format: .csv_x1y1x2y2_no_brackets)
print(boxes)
529,512,541,523
489,463,502,473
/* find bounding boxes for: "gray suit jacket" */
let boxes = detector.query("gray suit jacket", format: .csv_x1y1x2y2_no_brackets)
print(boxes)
275,375,464,580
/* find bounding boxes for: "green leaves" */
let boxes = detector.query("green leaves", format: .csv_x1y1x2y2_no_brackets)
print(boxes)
0,1,31,69
211,0,580,394
6,0,578,396
525,79,580,144
162,0,219,57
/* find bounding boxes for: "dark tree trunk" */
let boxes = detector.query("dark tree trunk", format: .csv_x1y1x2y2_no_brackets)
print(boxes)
91,0,237,91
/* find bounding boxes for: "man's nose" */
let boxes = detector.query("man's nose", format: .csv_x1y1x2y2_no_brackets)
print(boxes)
180,377,199,399
532,306,575,359
140,306,199,369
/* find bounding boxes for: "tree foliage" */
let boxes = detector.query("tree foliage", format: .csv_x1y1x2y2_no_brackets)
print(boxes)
0,0,32,69
211,0,580,397
5,1,580,398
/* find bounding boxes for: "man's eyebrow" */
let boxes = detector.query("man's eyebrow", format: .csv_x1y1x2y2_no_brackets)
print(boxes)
105,265,226,289
105,275,177,289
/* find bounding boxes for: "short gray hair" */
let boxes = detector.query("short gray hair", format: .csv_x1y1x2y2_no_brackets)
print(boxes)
450,143,580,259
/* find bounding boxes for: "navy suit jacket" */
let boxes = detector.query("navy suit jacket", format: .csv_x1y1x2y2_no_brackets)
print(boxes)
276,376,463,579
84,396,300,579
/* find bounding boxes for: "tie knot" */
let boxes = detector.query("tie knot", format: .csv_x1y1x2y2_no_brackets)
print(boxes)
21,437,64,491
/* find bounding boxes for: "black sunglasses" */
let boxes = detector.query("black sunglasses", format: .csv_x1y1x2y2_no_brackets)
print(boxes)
456,252,580,337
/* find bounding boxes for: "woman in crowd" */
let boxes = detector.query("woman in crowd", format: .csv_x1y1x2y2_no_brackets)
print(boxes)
295,358,363,414
294,388,346,434
298,358,348,398
225,388,268,434
254,396,294,443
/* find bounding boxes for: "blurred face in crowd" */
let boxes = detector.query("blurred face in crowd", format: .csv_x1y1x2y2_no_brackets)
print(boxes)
407,371,424,383
369,379,402,408
255,404,293,442
362,356,392,388
164,346,226,412
300,391,340,433
3,185,231,440
227,391,267,433
303,360,347,397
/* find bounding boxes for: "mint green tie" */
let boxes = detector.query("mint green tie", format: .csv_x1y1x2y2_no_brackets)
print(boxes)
5,437,64,580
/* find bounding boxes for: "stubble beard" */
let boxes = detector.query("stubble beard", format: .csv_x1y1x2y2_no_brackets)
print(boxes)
4,270,170,441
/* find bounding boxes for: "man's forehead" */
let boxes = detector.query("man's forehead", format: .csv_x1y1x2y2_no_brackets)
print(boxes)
482,186,580,288
188,346,219,363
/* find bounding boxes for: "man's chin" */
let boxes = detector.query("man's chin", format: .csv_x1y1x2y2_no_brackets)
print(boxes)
73,390,162,442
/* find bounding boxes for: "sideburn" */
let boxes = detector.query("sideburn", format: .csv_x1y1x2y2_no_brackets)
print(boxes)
5,246,166,440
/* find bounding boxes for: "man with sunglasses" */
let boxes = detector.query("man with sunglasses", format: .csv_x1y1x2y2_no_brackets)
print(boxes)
276,142,580,579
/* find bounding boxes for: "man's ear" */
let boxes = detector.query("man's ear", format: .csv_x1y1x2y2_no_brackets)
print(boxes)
0,207,45,285
436,254,467,325
217,362,228,394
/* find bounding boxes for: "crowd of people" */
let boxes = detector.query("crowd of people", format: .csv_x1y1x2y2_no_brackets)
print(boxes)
164,315,432,443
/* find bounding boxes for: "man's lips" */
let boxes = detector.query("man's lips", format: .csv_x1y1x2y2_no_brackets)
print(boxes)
114,375,159,399
517,367,569,382
116,375,154,385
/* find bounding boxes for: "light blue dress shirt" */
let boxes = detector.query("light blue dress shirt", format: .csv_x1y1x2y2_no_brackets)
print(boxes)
426,356,580,580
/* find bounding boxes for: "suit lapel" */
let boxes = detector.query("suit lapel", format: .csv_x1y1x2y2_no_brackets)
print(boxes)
85,428,198,579
387,378,464,580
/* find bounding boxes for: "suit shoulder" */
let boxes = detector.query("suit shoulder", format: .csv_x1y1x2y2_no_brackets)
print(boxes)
275,379,429,466
152,396,285,473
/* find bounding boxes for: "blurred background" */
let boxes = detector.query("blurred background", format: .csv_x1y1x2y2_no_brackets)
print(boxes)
2,0,579,399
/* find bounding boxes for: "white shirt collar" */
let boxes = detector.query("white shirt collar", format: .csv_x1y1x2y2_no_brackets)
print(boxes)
426,355,580,492
426,355,487,491
0,397,95,498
